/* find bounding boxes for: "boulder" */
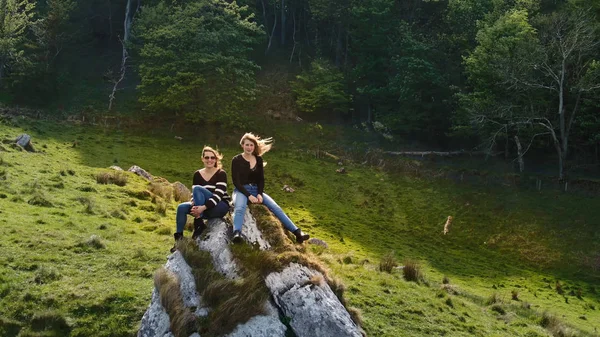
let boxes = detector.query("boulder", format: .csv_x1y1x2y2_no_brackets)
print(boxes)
265,263,362,337
139,212,359,337
137,290,172,337
129,165,153,181
15,134,35,152
172,182,191,203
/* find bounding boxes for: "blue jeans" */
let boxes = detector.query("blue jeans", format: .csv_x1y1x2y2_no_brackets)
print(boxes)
233,184,298,232
176,185,229,233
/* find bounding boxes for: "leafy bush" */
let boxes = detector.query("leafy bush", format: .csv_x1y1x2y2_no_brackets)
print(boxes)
291,58,351,120
402,259,423,282
379,251,398,273
96,171,128,186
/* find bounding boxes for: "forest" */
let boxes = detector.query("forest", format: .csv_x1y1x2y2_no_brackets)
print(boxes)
1,0,600,179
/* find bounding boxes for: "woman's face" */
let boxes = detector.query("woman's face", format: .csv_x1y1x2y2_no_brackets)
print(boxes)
242,139,255,155
202,151,217,168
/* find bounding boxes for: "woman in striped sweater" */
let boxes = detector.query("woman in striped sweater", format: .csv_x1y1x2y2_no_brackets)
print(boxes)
171,146,230,252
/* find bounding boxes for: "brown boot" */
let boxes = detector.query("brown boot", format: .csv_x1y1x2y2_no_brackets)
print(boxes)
170,232,183,253
293,229,310,244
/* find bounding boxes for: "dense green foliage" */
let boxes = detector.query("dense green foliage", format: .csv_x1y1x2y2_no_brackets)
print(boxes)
1,0,598,177
133,0,263,127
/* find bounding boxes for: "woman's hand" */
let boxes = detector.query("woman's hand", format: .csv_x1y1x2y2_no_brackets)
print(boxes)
191,205,206,218
256,194,263,204
248,195,260,204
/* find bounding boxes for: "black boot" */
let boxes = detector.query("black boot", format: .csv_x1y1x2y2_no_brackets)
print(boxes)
293,229,310,244
232,230,243,244
192,218,206,239
170,232,183,253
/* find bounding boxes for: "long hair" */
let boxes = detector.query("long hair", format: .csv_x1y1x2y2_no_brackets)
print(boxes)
202,146,223,169
239,133,273,156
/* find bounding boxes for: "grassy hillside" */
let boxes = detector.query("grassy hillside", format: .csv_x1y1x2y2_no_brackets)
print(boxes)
0,116,599,337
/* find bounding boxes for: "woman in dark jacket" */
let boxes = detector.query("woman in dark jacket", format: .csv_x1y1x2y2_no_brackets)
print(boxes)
231,133,309,244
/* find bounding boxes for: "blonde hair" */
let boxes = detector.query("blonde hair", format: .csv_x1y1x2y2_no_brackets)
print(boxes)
239,133,273,156
202,146,223,169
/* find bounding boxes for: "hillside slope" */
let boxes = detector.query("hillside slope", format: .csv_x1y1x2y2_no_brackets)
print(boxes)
0,116,599,337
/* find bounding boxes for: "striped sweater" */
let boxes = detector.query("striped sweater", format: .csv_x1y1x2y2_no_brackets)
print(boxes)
192,169,230,209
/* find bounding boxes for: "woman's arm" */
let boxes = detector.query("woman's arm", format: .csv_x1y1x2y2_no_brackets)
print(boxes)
257,156,265,195
205,170,227,209
231,155,251,197
190,171,201,204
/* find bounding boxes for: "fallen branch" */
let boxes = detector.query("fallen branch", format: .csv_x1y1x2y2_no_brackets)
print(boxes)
383,150,486,157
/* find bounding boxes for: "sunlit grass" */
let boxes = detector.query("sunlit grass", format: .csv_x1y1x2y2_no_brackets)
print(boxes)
0,117,599,336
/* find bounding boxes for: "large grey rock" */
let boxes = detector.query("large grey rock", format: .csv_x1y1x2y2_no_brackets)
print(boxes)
128,165,153,181
165,252,207,316
137,290,171,337
195,218,287,337
265,263,362,337
238,209,271,250
172,182,191,202
198,219,239,279
15,134,35,152
225,302,287,337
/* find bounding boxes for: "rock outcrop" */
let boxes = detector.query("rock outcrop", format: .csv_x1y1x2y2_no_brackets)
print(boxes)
138,204,362,337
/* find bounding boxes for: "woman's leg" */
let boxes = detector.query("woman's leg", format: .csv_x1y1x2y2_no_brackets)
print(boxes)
261,193,298,232
176,201,193,233
203,200,230,219
232,190,248,232
192,185,213,206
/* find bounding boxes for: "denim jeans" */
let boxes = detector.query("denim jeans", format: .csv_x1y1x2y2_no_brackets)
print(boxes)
233,184,298,232
176,185,229,233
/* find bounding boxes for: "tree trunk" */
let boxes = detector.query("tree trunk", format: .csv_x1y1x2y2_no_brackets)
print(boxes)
553,139,564,180
289,10,296,63
108,0,134,111
107,0,113,39
123,0,133,42
335,23,343,67
0,60,4,87
280,0,286,46
265,10,277,55
514,135,524,173
367,103,373,127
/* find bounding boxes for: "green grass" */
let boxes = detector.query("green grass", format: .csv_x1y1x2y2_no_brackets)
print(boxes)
0,116,599,336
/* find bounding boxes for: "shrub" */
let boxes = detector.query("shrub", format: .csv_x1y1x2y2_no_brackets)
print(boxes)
96,171,128,186
402,259,423,282
149,182,172,201
511,290,519,301
110,209,127,220
379,251,398,273
154,268,197,337
30,310,71,334
85,235,105,249
33,266,62,284
156,199,168,215
556,281,564,295
491,304,505,315
155,226,172,235
28,193,53,207
486,293,501,305
77,186,97,192
76,196,95,214
442,276,450,284
347,306,364,327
